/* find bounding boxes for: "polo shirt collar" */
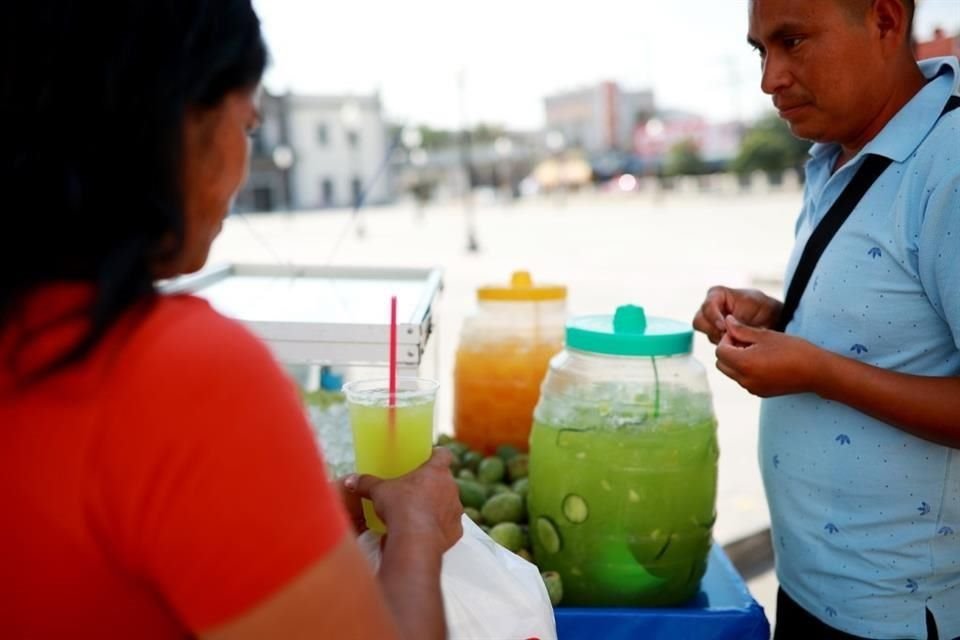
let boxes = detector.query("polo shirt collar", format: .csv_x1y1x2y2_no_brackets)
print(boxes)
808,56,959,163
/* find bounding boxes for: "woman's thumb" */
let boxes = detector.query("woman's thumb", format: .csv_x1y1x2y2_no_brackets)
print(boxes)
344,473,382,499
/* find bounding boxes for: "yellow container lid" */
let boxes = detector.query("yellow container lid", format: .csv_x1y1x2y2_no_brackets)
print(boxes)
476,271,567,302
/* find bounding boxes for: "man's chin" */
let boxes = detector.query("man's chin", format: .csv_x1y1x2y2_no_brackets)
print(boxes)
784,120,821,143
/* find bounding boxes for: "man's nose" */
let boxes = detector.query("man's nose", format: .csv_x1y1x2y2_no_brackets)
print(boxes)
760,54,791,96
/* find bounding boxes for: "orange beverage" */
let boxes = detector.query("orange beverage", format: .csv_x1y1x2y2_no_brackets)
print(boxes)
453,271,566,454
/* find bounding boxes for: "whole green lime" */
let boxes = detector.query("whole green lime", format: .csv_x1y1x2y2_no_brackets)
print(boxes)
489,522,524,552
542,571,563,606
477,456,506,484
481,492,524,525
456,479,488,510
462,450,484,473
507,454,529,481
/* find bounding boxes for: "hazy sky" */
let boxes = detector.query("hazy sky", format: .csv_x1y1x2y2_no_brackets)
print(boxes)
252,0,960,129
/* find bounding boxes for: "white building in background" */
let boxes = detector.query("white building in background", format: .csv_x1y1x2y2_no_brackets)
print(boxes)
544,82,655,153
286,93,392,210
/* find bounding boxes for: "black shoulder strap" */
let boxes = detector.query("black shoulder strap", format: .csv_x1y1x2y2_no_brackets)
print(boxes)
775,94,960,332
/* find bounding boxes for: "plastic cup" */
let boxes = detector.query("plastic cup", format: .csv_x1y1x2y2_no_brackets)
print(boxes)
343,377,439,533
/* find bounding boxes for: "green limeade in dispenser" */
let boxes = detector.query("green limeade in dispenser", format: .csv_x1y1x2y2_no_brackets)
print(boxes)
528,305,719,606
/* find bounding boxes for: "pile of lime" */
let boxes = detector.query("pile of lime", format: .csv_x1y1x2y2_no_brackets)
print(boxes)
437,435,563,606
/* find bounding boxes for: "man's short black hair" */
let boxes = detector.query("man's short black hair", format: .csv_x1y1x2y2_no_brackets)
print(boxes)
842,0,916,32
898,0,916,30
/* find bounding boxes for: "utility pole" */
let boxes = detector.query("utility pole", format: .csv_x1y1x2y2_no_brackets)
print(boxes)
723,55,744,126
457,68,480,253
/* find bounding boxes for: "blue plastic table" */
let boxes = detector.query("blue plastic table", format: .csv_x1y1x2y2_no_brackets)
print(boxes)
554,545,770,640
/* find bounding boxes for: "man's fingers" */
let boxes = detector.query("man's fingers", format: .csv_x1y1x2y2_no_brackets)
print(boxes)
694,309,723,338
716,332,750,370
707,287,734,326
694,301,729,345
715,357,741,382
702,299,728,333
692,311,717,341
724,315,761,344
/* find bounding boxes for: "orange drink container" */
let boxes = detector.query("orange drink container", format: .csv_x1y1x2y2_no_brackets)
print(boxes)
453,271,566,453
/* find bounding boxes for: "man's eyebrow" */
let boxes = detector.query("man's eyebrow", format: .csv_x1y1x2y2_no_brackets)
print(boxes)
750,21,808,48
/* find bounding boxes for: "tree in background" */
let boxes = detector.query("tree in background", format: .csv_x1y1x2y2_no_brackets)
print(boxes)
471,123,507,145
388,123,506,150
663,138,707,177
731,114,811,180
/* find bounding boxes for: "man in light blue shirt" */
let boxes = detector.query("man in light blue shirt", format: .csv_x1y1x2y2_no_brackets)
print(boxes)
694,0,960,638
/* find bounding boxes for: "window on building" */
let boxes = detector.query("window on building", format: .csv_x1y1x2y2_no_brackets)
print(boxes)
351,177,363,207
250,128,267,156
321,178,334,207
347,131,359,148
253,186,273,212
317,124,328,146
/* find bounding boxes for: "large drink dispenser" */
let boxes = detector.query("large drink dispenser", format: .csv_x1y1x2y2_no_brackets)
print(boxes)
528,304,718,606
453,271,566,454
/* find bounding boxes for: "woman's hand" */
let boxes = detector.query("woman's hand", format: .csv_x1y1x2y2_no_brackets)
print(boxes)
332,476,367,534
344,448,463,640
345,447,463,551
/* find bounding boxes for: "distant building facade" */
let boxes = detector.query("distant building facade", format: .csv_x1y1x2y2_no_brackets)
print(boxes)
390,132,539,203
235,91,393,212
914,27,959,60
544,82,655,153
234,91,293,213
287,93,391,210
633,114,743,170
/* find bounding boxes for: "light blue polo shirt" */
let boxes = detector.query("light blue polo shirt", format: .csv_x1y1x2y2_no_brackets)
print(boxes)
759,56,960,639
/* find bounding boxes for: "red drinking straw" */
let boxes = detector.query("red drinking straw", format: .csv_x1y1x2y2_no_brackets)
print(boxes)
388,296,398,433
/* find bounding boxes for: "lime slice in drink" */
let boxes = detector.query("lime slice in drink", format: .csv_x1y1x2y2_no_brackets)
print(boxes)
562,494,589,524
536,516,562,554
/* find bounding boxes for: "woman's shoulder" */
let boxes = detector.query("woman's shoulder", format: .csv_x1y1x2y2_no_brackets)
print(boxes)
148,293,254,344
105,292,293,410
93,295,348,631
129,293,274,372
102,292,314,467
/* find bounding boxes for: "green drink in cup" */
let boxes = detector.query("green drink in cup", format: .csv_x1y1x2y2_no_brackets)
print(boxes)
343,377,438,533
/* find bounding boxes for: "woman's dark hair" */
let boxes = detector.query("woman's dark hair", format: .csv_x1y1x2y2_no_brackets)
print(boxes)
0,0,267,377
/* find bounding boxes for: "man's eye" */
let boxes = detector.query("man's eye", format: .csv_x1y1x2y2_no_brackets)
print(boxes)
784,36,804,49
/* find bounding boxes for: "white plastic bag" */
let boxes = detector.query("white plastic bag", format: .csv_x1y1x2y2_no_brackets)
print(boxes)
358,515,558,640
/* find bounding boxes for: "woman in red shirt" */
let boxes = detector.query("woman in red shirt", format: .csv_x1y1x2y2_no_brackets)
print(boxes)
0,2,462,638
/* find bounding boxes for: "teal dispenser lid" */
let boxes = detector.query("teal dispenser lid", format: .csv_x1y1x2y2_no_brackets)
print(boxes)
565,305,693,357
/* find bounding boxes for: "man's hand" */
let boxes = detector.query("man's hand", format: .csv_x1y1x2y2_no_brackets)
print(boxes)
693,286,783,344
714,315,821,397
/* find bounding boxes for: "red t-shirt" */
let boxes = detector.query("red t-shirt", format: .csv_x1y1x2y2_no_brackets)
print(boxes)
0,286,349,638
